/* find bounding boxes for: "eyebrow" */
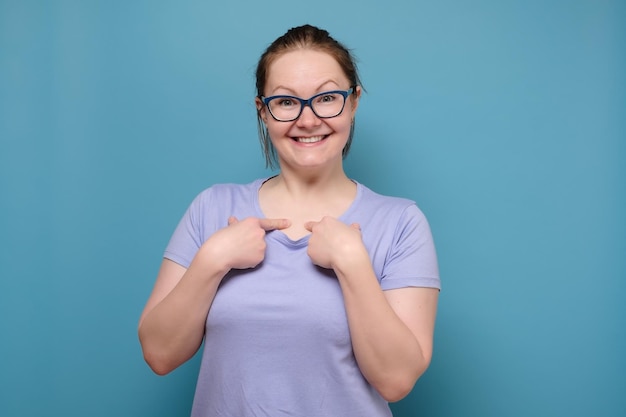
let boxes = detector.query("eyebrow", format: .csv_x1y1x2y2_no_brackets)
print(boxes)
269,80,343,96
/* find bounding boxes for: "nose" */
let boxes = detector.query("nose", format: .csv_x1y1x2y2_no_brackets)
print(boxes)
296,104,321,128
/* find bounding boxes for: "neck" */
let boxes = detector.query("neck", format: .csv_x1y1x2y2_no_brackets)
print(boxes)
270,165,353,199
258,164,357,240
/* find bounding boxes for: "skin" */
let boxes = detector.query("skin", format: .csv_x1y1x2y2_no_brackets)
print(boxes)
138,48,439,403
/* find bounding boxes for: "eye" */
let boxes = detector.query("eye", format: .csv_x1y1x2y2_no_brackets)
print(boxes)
316,94,336,103
276,97,297,107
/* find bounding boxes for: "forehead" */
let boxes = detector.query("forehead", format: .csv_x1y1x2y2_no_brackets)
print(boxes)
265,49,348,92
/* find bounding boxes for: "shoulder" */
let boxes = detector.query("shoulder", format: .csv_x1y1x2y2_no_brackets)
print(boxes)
351,183,439,288
188,178,265,207
352,182,433,245
356,182,426,220
194,178,264,199
181,178,267,224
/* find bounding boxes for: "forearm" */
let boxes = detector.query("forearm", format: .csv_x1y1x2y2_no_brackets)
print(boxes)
138,255,227,375
335,258,429,402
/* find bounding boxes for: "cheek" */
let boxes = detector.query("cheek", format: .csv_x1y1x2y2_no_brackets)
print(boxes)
333,116,354,135
266,121,291,141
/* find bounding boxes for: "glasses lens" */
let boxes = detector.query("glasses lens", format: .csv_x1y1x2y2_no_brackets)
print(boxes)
311,92,346,118
267,97,301,121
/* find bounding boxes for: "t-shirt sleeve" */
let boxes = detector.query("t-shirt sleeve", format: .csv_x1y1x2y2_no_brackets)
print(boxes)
163,192,208,269
380,204,440,291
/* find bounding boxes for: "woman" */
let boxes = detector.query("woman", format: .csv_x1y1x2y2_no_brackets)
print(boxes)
139,24,440,416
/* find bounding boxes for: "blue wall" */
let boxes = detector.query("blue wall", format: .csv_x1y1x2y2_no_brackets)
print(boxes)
1,1,624,416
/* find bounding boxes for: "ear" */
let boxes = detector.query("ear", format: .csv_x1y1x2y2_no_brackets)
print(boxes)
354,85,363,99
350,86,362,115
255,97,268,123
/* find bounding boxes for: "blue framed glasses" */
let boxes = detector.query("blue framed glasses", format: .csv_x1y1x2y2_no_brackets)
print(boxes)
261,88,354,122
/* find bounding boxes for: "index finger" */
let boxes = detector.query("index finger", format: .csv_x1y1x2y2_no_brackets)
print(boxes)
259,218,291,231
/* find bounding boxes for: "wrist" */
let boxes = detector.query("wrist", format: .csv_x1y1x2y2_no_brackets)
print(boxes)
196,242,232,278
332,243,370,277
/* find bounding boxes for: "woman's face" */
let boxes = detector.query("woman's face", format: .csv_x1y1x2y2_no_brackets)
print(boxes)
257,49,360,172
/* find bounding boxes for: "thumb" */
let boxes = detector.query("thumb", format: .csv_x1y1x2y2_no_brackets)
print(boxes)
228,216,239,226
304,221,318,232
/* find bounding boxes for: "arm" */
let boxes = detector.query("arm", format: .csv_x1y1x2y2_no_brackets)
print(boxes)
336,258,438,402
138,254,226,375
305,218,439,402
138,217,289,375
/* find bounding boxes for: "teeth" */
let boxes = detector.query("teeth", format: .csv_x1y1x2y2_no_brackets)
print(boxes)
296,136,325,143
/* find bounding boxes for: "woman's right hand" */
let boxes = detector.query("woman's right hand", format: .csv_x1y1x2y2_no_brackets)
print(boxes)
138,215,289,375
203,216,290,271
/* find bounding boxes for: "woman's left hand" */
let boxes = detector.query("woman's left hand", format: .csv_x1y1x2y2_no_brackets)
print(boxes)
304,216,367,270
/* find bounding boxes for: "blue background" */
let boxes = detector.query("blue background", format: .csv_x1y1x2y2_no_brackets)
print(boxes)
1,1,624,416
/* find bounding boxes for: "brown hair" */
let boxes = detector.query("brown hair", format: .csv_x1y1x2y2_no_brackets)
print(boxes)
255,24,363,169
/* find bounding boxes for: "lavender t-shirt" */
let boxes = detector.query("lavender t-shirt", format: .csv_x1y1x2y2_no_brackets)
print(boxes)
164,178,440,417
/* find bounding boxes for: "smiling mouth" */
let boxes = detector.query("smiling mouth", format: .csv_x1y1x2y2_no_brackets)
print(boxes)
293,135,327,143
